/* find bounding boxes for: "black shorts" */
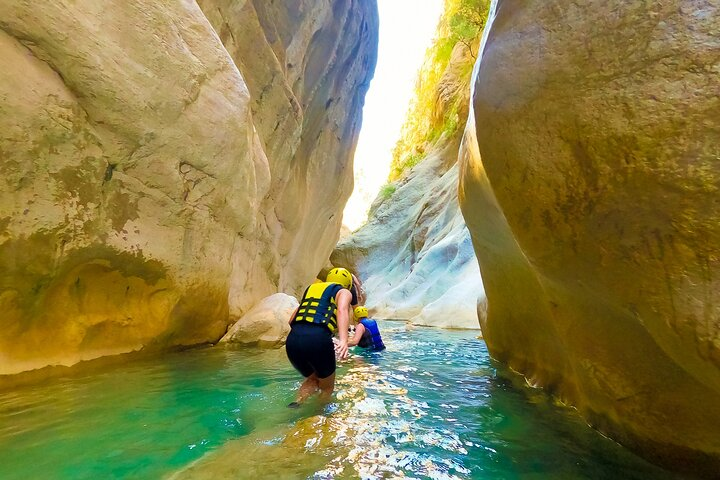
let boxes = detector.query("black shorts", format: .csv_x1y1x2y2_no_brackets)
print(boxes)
286,322,335,379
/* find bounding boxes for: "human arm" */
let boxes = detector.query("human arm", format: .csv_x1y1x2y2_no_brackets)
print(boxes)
334,289,352,359
347,322,365,347
288,306,299,325
351,274,366,305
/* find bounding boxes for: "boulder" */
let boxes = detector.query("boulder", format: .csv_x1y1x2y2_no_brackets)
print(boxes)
220,294,298,347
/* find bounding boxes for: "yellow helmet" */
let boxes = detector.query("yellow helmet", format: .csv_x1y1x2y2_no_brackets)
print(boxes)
353,305,368,320
326,267,352,289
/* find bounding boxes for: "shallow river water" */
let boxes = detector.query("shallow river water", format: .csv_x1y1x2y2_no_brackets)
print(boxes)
0,322,678,479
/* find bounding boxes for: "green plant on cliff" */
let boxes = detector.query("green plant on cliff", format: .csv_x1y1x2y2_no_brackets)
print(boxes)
379,183,397,200
389,0,489,180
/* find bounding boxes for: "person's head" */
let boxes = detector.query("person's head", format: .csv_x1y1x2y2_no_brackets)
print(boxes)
353,305,368,323
326,267,353,289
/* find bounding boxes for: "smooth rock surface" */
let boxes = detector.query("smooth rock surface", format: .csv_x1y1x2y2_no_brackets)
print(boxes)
460,0,720,472
0,0,377,375
220,293,297,347
197,0,379,306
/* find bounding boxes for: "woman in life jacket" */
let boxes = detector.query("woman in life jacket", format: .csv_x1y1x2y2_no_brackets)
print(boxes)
285,267,354,406
348,305,386,352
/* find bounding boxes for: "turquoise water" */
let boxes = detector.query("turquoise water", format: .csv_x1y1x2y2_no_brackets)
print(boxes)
0,322,678,479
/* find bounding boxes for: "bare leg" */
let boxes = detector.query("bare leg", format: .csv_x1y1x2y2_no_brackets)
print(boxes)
317,373,336,403
297,373,320,403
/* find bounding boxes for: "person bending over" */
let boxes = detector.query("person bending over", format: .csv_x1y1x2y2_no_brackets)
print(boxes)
348,305,386,352
285,267,353,405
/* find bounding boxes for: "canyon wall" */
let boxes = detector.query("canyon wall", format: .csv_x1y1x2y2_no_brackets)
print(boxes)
333,136,484,329
333,4,488,329
0,0,377,375
460,0,720,472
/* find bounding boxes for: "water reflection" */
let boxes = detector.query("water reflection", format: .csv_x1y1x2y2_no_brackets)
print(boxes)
314,356,472,479
176,324,676,479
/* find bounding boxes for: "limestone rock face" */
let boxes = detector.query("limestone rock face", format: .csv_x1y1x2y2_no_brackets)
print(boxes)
0,0,377,375
460,0,720,471
197,0,379,305
220,293,297,347
334,35,484,330
333,139,484,329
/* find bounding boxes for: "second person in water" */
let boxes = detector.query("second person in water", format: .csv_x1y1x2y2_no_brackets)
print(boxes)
348,305,386,352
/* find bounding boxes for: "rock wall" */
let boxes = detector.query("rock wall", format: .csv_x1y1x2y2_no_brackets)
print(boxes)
334,44,484,329
0,0,377,375
333,143,484,329
460,0,720,472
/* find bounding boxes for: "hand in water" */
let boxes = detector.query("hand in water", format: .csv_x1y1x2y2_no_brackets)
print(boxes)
337,340,349,360
333,338,349,360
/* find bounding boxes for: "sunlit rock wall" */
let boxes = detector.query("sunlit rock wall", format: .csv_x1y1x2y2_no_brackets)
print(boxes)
333,143,483,329
460,0,720,472
334,45,484,329
0,0,377,375
197,0,378,304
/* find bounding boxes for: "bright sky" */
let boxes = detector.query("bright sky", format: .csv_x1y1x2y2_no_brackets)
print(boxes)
342,0,443,231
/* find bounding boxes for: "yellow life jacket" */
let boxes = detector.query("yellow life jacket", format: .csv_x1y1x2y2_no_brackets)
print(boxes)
293,282,344,333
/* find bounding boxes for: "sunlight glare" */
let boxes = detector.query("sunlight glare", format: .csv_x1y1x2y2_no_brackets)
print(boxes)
342,0,443,232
